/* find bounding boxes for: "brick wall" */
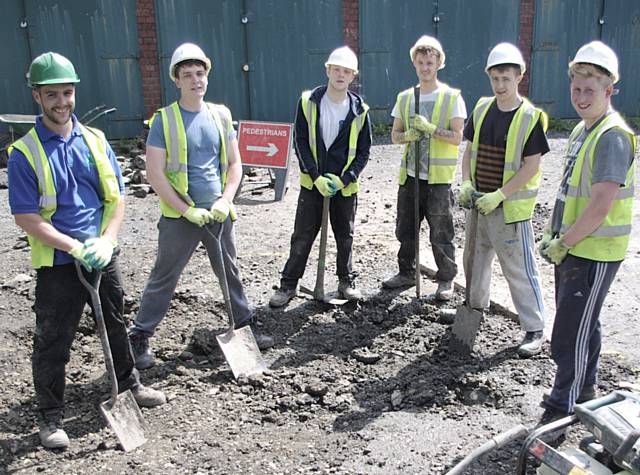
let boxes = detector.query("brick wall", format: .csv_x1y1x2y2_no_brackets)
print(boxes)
518,0,536,96
136,0,162,119
343,0,360,92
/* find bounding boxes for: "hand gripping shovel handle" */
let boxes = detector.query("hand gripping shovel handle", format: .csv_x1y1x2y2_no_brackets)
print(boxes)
74,261,119,408
204,221,236,332
413,85,421,298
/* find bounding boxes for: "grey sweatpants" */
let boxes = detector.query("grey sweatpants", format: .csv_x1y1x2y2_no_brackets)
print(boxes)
463,208,545,332
130,216,251,336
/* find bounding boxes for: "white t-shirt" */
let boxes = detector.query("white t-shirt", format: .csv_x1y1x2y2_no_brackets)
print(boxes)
391,85,467,180
320,94,350,149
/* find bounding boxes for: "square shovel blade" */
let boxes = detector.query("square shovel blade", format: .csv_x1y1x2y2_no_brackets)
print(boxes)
216,326,268,379
449,305,483,355
99,389,147,452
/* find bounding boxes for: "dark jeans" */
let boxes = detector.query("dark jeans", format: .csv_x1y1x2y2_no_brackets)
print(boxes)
33,256,139,415
545,255,620,413
395,177,457,282
281,187,357,288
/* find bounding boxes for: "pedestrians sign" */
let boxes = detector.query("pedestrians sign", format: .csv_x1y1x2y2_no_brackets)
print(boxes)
238,121,293,169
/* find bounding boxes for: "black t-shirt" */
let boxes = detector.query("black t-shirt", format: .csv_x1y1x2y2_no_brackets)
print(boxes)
463,101,550,193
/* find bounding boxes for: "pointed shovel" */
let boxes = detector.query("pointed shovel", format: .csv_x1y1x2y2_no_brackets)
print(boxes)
74,261,146,452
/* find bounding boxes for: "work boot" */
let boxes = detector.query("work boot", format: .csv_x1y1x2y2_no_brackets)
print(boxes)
129,332,155,370
269,287,296,308
435,280,454,301
517,330,544,358
382,272,415,289
238,317,274,350
541,385,597,406
338,277,362,301
38,411,69,450
536,406,570,443
130,384,167,408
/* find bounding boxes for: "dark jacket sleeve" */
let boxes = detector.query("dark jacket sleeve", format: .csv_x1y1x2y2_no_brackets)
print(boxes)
293,98,320,182
341,112,372,185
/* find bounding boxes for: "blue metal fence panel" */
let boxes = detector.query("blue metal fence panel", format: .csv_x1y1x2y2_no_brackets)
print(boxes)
359,0,520,125
23,0,144,138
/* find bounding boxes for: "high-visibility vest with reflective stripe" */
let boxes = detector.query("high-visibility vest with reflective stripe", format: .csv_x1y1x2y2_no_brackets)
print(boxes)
395,84,461,185
9,124,120,269
470,96,548,223
561,112,636,262
150,101,231,217
298,91,369,197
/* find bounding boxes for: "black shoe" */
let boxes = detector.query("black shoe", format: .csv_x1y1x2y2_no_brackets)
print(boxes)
536,406,570,443
238,318,274,350
338,276,362,301
382,272,415,289
129,332,155,370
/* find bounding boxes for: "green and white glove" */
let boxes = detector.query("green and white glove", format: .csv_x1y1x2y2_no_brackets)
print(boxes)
324,173,345,191
411,115,437,135
314,176,337,197
403,128,422,142
458,180,476,209
475,188,506,215
183,207,213,227
542,237,571,265
69,240,93,272
211,198,236,223
84,237,116,270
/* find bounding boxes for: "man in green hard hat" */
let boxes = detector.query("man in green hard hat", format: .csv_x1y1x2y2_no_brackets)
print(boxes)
7,52,166,450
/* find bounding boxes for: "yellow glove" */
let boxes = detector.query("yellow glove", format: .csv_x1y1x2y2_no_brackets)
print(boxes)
403,128,422,142
69,240,93,272
458,180,476,209
411,115,437,135
183,207,213,227
211,198,235,223
229,202,237,221
542,237,571,265
314,176,337,197
475,188,506,215
324,173,344,191
84,237,116,270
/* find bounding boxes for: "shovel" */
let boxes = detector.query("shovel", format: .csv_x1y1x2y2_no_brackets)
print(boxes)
413,85,421,298
449,208,484,355
204,221,267,379
299,196,348,305
74,261,146,452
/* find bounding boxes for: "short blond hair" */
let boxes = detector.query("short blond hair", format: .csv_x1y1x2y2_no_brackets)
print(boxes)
569,63,614,87
413,46,442,64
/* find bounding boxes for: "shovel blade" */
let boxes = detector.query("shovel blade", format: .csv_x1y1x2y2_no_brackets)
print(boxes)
299,285,349,305
99,389,147,452
449,305,483,355
216,326,268,379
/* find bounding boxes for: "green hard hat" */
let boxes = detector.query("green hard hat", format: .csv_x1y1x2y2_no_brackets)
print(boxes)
27,52,80,87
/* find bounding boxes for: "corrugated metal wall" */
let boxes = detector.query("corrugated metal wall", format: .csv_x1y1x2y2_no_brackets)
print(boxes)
1,0,143,138
154,0,343,124
529,0,640,117
359,0,521,125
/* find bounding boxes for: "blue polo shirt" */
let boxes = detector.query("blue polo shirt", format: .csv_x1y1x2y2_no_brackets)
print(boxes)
8,115,124,265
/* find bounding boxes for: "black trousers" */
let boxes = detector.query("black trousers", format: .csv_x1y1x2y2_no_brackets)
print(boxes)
280,187,357,289
395,177,457,282
33,256,139,415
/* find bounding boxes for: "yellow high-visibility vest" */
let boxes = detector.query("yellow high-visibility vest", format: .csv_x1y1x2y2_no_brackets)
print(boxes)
561,112,636,261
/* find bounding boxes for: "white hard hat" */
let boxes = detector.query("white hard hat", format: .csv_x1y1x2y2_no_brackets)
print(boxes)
409,35,445,69
325,46,358,74
485,42,526,75
169,43,211,81
569,41,619,84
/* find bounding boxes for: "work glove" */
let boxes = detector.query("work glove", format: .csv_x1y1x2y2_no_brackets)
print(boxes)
403,128,422,142
411,115,437,135
211,198,237,222
538,228,554,264
314,176,337,197
69,240,93,272
183,206,213,227
475,188,506,215
84,236,116,270
458,180,476,209
324,173,345,191
542,236,571,265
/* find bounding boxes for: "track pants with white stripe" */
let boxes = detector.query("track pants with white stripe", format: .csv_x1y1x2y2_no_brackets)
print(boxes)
545,255,621,413
464,209,545,332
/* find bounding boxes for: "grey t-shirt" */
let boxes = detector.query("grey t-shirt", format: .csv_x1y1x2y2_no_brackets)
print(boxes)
551,114,634,234
148,105,236,209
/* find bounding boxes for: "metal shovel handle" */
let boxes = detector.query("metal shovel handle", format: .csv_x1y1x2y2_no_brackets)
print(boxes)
413,85,421,298
313,196,330,301
204,221,236,332
74,261,119,408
